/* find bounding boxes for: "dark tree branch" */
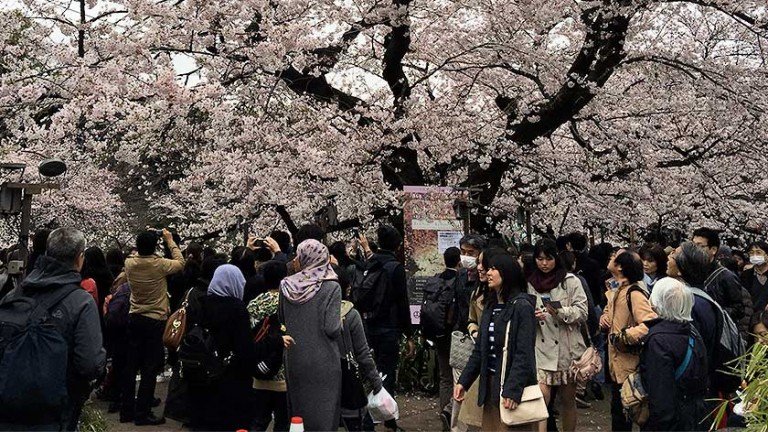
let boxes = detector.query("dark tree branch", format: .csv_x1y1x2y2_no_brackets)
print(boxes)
464,2,637,217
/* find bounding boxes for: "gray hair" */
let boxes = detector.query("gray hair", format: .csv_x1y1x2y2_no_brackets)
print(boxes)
650,277,694,323
674,241,710,287
46,228,86,266
460,234,487,251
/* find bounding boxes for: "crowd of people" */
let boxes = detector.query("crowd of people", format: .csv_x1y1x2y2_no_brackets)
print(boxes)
0,223,765,432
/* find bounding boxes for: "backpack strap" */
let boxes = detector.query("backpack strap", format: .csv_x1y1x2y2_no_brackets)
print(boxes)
29,284,81,323
625,284,649,326
674,336,695,380
703,266,727,290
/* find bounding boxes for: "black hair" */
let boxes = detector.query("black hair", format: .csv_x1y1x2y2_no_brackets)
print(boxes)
270,230,292,254
201,255,228,282
747,241,768,256
487,238,506,249
639,243,668,277
377,224,402,251
675,242,710,287
488,254,526,304
329,241,353,267
533,238,563,270
82,246,114,305
32,229,51,253
589,242,614,269
202,246,217,261
136,231,159,256
185,242,203,263
692,227,721,249
472,247,507,302
230,246,246,264
460,234,487,251
262,259,288,291
556,236,569,252
558,250,576,272
443,247,461,269
234,248,257,278
105,248,125,277
613,251,645,284
567,232,589,252
295,224,325,246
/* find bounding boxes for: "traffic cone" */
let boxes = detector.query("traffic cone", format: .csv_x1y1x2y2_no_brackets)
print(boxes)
289,416,305,432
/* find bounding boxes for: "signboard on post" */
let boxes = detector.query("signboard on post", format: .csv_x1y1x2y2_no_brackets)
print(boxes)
402,186,466,324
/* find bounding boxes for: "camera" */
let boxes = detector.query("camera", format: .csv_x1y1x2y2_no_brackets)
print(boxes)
352,228,359,239
155,230,163,237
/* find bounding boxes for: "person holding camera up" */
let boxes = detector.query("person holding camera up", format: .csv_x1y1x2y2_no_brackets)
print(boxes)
120,228,185,426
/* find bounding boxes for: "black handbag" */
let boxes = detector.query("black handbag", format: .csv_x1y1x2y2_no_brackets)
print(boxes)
340,317,368,410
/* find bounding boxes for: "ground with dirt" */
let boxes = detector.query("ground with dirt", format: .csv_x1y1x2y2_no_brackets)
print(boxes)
94,380,614,431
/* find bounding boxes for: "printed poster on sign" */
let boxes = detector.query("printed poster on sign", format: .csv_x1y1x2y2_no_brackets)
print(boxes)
402,186,466,324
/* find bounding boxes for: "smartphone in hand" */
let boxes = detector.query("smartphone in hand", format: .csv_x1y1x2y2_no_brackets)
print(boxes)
548,300,563,309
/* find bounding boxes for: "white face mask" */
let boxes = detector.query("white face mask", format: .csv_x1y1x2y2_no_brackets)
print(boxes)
750,255,766,266
460,255,477,269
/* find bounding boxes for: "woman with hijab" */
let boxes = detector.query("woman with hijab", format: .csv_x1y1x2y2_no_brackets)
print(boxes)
187,264,260,431
527,239,588,432
280,239,342,431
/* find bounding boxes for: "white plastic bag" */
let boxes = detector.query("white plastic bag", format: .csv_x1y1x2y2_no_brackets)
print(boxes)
367,387,399,422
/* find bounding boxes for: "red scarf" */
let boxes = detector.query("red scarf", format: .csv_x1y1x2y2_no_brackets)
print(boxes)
527,268,567,294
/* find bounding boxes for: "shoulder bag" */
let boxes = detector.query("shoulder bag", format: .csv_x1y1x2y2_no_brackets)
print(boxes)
449,330,474,370
164,288,193,350
499,301,549,426
340,316,368,410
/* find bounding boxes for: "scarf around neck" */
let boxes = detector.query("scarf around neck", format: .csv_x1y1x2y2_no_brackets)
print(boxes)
280,239,338,305
527,268,568,294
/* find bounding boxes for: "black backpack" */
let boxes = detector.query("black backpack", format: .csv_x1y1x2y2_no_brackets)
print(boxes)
178,324,231,386
352,259,398,320
689,287,746,393
420,275,458,340
0,285,79,425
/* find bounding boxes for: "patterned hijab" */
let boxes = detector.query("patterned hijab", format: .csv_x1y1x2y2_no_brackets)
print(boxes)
207,264,246,300
280,239,338,304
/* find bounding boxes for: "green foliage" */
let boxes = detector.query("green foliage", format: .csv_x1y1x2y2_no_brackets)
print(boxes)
78,400,108,432
714,342,768,432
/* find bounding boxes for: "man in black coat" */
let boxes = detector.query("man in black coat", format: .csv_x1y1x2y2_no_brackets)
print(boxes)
2,228,106,431
567,232,605,307
692,228,745,324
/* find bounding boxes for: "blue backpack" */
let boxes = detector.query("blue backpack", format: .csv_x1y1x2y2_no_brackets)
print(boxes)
0,285,79,425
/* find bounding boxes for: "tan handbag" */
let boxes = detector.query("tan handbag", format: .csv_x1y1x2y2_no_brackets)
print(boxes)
499,318,549,426
163,289,193,350
570,324,603,384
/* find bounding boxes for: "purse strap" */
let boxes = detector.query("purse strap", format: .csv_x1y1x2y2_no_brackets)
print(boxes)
500,300,519,389
180,287,194,309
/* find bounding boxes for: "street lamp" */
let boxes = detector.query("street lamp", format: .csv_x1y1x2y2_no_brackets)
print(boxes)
1,158,66,269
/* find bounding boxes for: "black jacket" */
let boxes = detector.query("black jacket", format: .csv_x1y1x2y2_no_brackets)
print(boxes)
703,263,744,323
640,319,709,432
366,251,413,336
8,256,106,429
17,256,106,384
190,295,266,430
742,267,768,324
458,293,537,405
439,268,471,333
575,251,605,307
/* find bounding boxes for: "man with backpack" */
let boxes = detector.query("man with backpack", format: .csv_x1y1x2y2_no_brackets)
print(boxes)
353,224,414,432
0,228,105,430
421,247,464,431
120,229,185,426
692,228,746,325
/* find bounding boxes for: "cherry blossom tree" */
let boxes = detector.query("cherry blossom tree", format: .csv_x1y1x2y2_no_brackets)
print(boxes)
0,0,766,245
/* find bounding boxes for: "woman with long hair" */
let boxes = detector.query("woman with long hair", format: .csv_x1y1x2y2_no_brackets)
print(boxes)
527,239,588,432
456,254,538,431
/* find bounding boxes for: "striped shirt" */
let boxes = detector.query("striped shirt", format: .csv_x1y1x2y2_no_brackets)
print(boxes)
488,304,504,374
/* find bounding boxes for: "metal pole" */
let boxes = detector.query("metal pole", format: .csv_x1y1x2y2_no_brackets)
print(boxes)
525,210,532,244
18,191,32,263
